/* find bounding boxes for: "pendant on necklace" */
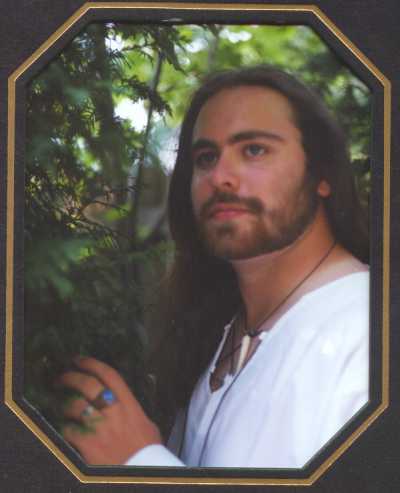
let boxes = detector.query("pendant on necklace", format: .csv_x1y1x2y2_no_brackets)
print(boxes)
236,334,251,373
210,371,225,391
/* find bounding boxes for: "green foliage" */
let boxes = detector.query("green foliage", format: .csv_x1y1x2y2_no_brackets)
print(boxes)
25,22,181,428
25,22,371,433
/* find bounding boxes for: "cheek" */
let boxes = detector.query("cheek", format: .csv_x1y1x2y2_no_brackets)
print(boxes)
244,169,277,199
249,166,300,207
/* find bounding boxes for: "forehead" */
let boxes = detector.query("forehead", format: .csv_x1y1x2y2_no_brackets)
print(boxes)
192,85,299,142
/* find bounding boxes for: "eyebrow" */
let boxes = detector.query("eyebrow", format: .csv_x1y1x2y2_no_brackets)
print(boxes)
191,130,285,152
229,130,285,144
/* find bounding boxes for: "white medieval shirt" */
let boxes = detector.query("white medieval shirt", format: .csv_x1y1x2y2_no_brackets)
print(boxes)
126,271,369,468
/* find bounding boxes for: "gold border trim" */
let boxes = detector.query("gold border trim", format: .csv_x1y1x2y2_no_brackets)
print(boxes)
5,2,391,486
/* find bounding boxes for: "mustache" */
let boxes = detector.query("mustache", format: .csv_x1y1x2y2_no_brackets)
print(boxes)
199,191,265,219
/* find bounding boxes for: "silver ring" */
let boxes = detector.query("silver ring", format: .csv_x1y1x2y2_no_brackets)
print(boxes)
81,404,95,418
92,388,117,410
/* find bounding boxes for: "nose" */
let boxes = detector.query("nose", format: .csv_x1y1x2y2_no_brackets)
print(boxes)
208,150,240,191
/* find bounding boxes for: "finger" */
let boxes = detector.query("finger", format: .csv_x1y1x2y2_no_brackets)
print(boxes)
62,423,97,454
74,357,135,407
62,423,121,465
63,397,103,424
58,370,104,402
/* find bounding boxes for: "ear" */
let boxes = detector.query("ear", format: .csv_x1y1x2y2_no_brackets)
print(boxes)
317,180,331,198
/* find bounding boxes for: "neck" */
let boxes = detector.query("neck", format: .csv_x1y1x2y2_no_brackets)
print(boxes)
231,205,336,329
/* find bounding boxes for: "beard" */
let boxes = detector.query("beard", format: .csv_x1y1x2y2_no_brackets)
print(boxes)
195,172,319,261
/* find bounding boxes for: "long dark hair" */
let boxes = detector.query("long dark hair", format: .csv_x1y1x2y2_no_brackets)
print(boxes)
150,66,369,433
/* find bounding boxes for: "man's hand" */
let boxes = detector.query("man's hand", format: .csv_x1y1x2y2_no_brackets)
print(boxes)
58,357,162,465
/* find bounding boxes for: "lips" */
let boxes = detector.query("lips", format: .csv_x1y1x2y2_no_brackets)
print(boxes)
207,204,251,220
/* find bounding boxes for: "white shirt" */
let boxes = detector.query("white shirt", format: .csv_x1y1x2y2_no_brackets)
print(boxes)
126,272,369,468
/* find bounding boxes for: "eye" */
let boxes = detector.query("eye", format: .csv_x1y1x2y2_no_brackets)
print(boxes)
243,143,267,158
193,150,219,170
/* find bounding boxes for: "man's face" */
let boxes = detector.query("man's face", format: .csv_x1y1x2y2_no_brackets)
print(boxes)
190,85,325,261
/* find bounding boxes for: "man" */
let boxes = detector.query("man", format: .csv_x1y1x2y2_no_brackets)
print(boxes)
60,66,369,468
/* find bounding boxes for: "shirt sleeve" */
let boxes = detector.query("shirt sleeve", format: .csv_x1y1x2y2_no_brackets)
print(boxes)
124,444,186,467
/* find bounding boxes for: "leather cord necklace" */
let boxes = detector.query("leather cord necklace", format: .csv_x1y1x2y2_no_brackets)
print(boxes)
214,239,337,377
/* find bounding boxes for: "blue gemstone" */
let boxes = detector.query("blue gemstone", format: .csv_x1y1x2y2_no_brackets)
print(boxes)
102,389,116,404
